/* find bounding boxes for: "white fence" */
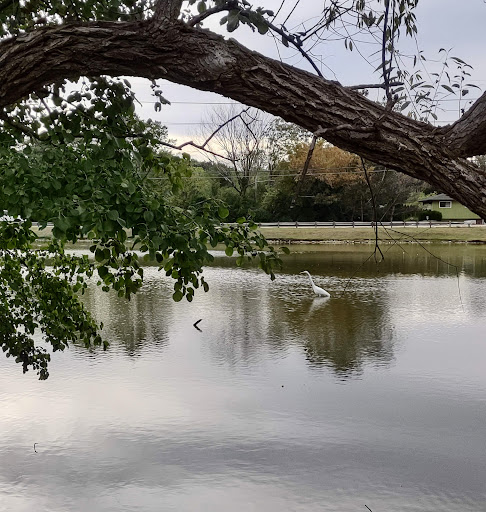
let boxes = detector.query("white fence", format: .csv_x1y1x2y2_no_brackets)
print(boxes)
258,220,483,228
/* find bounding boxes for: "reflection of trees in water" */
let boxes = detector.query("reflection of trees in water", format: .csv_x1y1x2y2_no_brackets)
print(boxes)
206,244,486,377
304,298,393,377
198,271,277,367
80,279,172,356
279,244,486,279
66,245,485,377
270,291,395,379
198,268,395,379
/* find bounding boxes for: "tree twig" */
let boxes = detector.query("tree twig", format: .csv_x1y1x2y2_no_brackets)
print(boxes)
361,157,384,262
382,0,393,104
159,107,251,162
0,111,42,140
291,134,318,207
188,3,324,78
188,1,238,26
348,81,403,90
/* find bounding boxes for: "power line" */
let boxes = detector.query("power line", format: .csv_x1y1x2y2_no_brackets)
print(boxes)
139,101,241,105
138,97,481,105
147,168,398,181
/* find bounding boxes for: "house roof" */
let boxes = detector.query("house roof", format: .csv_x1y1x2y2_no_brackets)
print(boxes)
419,193,453,203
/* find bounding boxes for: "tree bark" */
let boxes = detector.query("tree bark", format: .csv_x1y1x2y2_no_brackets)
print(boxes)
0,16,485,217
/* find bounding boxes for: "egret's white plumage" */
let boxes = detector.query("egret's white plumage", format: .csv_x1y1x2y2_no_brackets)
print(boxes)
300,271,330,297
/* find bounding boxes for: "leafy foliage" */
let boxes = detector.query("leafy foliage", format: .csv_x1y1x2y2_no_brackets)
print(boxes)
0,72,282,378
0,222,103,380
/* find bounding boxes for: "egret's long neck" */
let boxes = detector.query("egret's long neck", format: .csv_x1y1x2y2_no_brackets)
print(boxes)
306,274,315,287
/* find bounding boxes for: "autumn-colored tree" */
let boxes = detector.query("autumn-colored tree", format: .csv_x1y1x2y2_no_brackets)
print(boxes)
287,141,362,187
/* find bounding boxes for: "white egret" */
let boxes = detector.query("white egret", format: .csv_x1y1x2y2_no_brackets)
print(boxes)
300,271,330,297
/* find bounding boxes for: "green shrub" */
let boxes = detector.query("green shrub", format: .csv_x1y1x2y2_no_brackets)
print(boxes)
418,209,442,221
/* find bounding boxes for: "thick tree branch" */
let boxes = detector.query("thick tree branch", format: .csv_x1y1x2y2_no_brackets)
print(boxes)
0,17,485,217
444,91,486,157
153,0,183,21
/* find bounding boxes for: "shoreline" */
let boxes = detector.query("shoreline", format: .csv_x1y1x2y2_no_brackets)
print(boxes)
30,225,486,245
258,226,486,245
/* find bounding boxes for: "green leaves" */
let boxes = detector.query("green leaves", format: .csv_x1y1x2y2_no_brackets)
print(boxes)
107,210,119,221
173,290,184,302
441,84,455,94
218,4,270,35
0,68,283,380
197,1,207,14
226,10,240,32
143,210,154,223
218,206,229,219
0,225,103,380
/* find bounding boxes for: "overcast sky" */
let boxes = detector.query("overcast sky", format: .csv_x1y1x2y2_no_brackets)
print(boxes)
133,0,486,153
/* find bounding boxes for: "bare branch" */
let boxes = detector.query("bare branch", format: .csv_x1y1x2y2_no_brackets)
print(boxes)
159,140,235,162
157,108,252,162
0,111,42,140
189,5,324,78
292,134,318,205
200,107,251,149
264,18,324,78
347,82,403,90
361,157,384,262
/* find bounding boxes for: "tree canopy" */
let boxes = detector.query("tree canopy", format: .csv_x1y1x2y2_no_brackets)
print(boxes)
1,0,486,377
1,1,485,211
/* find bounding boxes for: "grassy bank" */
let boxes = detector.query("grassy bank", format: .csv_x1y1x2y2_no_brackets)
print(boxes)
30,224,486,244
258,226,486,244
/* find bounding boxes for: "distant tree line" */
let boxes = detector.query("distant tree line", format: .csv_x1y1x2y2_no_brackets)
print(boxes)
166,112,431,223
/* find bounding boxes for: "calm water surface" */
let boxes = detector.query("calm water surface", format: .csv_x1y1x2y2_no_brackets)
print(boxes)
1,244,485,512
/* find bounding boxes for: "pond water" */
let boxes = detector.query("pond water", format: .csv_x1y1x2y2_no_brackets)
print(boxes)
1,244,486,512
